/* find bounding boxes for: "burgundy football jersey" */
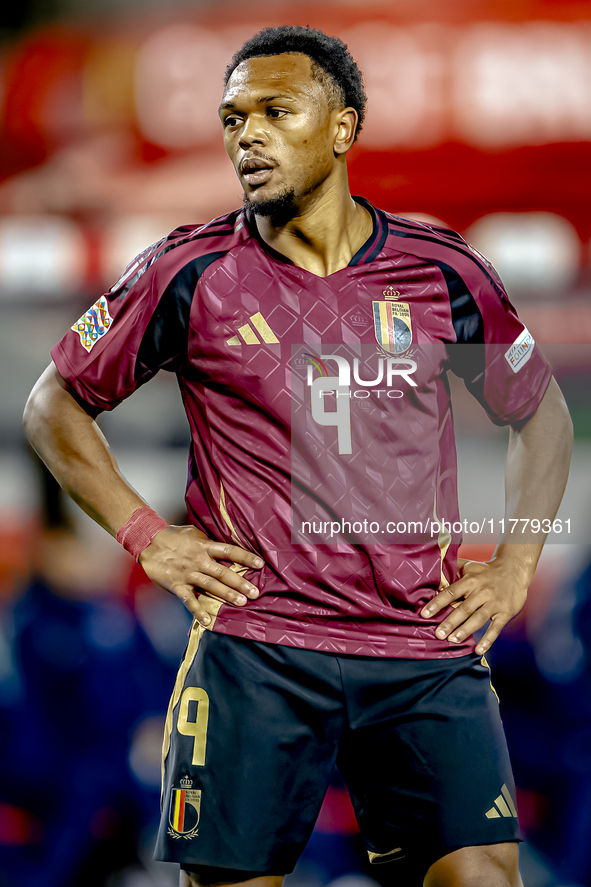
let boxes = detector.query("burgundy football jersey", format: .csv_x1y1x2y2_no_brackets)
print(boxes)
52,199,552,658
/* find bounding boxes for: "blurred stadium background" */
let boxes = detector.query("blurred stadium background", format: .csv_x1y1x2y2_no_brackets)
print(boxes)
0,0,590,885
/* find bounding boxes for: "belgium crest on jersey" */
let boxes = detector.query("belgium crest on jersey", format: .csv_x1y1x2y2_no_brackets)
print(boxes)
372,299,412,354
168,777,202,840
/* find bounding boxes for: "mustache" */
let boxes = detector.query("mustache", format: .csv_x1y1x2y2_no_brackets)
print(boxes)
239,152,279,173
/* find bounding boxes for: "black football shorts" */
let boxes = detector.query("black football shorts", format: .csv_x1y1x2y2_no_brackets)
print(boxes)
154,626,520,880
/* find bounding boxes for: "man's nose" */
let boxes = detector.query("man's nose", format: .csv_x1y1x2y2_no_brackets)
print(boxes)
238,114,267,149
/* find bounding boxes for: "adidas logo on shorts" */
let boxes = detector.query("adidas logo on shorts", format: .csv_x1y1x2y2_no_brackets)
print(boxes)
485,784,518,819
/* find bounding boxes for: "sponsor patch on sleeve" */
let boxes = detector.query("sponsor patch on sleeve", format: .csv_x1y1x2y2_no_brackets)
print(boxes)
71,295,113,353
504,327,534,373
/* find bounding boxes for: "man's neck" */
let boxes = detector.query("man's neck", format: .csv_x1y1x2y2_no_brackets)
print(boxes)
253,178,374,277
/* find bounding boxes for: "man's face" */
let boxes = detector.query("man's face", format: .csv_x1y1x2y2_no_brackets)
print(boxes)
219,54,339,220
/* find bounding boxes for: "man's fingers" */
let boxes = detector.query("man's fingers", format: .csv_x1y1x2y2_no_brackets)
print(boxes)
187,571,252,606
421,557,526,649
433,592,490,639
206,540,264,569
174,584,213,625
188,563,259,600
421,582,466,618
174,580,249,625
475,616,506,655
437,604,498,644
421,563,491,619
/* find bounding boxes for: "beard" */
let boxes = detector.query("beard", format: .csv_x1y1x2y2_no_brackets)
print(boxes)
243,186,299,227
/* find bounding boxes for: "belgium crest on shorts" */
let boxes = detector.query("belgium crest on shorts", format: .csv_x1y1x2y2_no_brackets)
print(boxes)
372,300,412,354
168,776,202,840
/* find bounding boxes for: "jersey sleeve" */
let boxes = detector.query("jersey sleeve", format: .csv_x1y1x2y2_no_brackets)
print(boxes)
446,252,552,430
51,238,193,414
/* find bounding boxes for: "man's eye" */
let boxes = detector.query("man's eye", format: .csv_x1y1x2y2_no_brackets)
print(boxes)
224,116,242,128
268,108,287,118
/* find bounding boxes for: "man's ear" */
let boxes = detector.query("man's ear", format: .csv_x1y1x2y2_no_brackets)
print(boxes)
334,107,358,155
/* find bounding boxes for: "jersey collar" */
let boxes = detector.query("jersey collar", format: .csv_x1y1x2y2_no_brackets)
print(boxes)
246,196,388,270
349,197,389,266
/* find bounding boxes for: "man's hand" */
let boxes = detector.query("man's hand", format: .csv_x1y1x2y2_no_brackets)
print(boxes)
139,524,264,625
422,378,572,655
24,365,265,628
420,558,529,655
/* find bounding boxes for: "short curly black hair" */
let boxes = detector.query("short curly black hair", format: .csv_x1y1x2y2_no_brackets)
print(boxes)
224,25,367,141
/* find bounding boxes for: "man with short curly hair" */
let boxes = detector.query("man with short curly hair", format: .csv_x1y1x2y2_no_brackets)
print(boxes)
224,25,368,136
25,24,572,887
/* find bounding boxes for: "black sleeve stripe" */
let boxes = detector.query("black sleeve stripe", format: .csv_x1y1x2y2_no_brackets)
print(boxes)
388,215,466,243
433,260,484,345
183,227,236,241
364,213,389,264
150,229,234,268
349,198,389,266
203,216,241,228
429,257,486,398
426,226,465,243
112,228,235,300
135,250,227,381
387,225,506,300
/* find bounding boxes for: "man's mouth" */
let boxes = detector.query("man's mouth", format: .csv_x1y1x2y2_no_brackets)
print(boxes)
240,156,275,186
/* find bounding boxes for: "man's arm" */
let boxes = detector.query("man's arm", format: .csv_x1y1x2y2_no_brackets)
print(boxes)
421,376,573,654
24,363,262,625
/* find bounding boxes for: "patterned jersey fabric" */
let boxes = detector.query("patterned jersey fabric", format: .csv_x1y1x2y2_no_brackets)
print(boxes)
52,199,552,657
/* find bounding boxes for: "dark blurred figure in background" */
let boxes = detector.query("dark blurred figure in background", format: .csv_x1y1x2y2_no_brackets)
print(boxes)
489,555,591,887
0,457,189,887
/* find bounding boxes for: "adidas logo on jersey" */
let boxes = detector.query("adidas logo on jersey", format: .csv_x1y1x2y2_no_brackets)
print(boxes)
485,784,518,819
227,313,279,346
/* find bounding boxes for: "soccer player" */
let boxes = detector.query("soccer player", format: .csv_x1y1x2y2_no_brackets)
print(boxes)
24,26,572,887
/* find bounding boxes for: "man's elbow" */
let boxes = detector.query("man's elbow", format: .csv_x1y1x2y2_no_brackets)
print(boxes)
23,364,67,450
24,377,49,451
23,390,37,443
